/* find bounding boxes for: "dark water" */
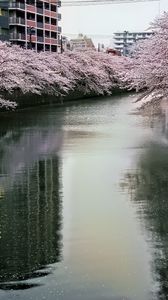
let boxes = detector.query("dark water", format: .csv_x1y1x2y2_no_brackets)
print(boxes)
0,94,168,300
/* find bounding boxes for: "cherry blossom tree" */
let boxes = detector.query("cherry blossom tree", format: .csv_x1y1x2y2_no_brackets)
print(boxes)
126,12,168,104
0,41,132,110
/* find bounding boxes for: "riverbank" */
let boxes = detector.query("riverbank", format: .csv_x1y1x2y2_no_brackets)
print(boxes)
0,42,132,111
133,92,163,116
1,88,129,112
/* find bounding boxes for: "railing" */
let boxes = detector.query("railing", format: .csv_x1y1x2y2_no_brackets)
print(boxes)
58,13,61,20
10,32,26,40
58,26,61,33
26,4,36,12
9,2,25,9
58,0,61,7
45,23,51,30
50,38,57,45
115,41,124,44
9,17,25,25
27,19,36,27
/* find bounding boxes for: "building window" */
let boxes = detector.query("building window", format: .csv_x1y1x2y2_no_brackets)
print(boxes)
27,12,35,20
45,30,50,37
51,4,57,12
51,45,57,52
51,18,56,25
26,0,35,5
51,32,57,39
45,16,50,24
45,44,50,51
37,43,44,51
44,3,49,10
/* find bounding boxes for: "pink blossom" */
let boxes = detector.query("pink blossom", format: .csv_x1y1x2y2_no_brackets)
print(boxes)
0,42,132,110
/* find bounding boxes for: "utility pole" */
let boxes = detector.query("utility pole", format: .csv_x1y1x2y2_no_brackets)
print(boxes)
30,30,32,50
60,35,63,53
28,27,35,50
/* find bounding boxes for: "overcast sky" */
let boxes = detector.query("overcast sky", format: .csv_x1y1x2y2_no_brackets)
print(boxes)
60,0,168,46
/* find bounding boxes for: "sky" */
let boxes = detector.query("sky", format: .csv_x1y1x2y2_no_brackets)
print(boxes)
60,0,168,47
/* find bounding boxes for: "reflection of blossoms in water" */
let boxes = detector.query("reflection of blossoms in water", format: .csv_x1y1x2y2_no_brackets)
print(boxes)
0,187,4,199
121,143,168,300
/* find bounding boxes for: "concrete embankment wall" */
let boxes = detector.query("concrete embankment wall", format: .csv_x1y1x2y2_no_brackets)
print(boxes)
1,88,128,111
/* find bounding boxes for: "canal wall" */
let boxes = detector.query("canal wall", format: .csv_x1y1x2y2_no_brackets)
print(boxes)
1,87,128,110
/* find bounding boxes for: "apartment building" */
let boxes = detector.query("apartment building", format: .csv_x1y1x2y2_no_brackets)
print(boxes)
0,0,61,52
114,31,153,55
70,34,95,51
0,2,9,41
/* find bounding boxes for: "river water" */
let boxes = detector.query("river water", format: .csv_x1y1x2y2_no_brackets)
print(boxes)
0,94,168,300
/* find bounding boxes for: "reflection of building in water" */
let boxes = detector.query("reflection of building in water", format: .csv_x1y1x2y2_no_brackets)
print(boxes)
122,145,168,300
0,156,62,285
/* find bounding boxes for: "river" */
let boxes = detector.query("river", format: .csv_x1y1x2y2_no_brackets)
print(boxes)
0,94,167,300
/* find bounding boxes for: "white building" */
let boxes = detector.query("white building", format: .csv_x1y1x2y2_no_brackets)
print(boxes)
70,34,95,51
114,31,154,55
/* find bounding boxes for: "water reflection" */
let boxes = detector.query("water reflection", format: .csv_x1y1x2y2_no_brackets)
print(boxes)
0,108,64,290
123,140,168,300
0,157,62,289
1,95,168,299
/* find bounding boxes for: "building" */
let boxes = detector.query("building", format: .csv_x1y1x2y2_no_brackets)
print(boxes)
70,34,95,51
61,35,70,52
106,48,121,56
0,2,9,41
114,31,154,56
0,0,62,52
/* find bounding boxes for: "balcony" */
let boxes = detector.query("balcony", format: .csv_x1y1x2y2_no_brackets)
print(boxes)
26,4,36,13
50,11,57,18
10,32,26,40
50,38,57,45
50,24,57,31
29,35,37,42
27,19,36,27
115,41,124,44
9,2,25,10
58,26,61,33
44,10,51,17
58,1,61,7
9,17,25,25
45,24,50,30
58,13,61,21
45,38,51,44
